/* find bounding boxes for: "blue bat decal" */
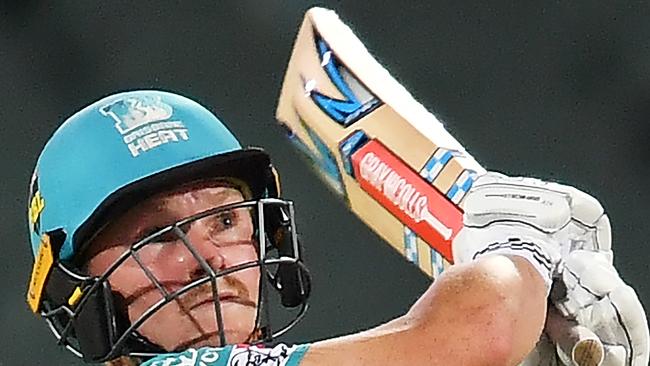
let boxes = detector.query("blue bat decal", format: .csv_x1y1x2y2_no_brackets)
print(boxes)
308,35,381,126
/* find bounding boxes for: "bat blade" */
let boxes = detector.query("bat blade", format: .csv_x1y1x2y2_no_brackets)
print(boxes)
276,7,483,278
275,7,603,365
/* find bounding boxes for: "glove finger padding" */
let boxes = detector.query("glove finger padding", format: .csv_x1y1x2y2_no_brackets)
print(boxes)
601,345,627,366
461,173,612,256
601,286,649,366
553,251,649,366
554,184,612,255
557,251,619,315
462,174,573,233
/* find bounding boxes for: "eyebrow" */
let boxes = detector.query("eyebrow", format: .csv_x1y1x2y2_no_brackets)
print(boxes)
188,186,242,202
147,187,244,221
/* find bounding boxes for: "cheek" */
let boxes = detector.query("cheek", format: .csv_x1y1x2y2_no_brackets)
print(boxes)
241,268,261,299
86,246,152,298
225,246,261,295
85,247,122,276
224,244,258,267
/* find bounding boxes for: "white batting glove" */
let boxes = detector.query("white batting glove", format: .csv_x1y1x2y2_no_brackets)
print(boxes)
452,172,649,366
453,172,612,293
552,250,649,366
521,250,650,366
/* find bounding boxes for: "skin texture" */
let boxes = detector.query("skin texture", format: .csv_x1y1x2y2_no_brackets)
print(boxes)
300,255,547,366
85,181,261,352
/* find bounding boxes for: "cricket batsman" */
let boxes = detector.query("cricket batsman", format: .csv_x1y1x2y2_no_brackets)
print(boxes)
24,89,648,366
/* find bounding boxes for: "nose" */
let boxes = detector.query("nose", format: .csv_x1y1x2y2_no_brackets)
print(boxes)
184,222,228,278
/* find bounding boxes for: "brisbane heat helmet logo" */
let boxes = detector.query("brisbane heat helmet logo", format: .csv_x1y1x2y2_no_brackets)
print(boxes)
100,95,190,157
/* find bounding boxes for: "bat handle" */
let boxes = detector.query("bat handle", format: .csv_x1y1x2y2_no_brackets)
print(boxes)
545,306,605,366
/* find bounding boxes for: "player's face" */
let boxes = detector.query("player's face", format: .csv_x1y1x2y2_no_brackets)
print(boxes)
85,181,260,351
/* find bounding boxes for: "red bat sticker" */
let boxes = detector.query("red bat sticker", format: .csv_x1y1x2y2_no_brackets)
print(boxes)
350,140,463,261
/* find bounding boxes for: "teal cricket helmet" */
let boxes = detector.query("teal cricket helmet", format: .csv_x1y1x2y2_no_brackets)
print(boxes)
28,89,277,263
26,90,310,362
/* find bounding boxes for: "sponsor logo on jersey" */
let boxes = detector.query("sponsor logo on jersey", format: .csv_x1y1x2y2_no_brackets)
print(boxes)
145,347,221,366
100,95,190,157
228,344,298,366
350,139,463,261
142,344,305,366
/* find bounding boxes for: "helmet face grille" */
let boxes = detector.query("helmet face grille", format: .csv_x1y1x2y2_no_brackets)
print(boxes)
41,199,310,362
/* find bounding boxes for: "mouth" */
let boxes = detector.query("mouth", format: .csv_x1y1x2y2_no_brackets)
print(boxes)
189,293,256,310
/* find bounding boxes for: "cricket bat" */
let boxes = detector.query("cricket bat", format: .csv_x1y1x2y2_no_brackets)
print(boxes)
276,7,604,366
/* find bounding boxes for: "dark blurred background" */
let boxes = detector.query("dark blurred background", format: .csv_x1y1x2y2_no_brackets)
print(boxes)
2,1,649,364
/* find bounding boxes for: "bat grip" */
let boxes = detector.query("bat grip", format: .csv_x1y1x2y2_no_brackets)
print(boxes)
545,306,605,366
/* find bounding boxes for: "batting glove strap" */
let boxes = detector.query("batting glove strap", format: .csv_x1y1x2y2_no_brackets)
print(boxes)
454,223,561,294
473,237,555,290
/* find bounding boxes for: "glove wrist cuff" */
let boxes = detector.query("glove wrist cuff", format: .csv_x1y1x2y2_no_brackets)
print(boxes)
471,237,555,295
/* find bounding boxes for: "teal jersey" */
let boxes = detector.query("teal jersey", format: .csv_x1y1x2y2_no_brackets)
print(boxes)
142,343,310,366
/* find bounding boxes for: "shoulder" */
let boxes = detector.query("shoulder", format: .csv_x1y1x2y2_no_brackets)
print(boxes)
141,343,311,366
